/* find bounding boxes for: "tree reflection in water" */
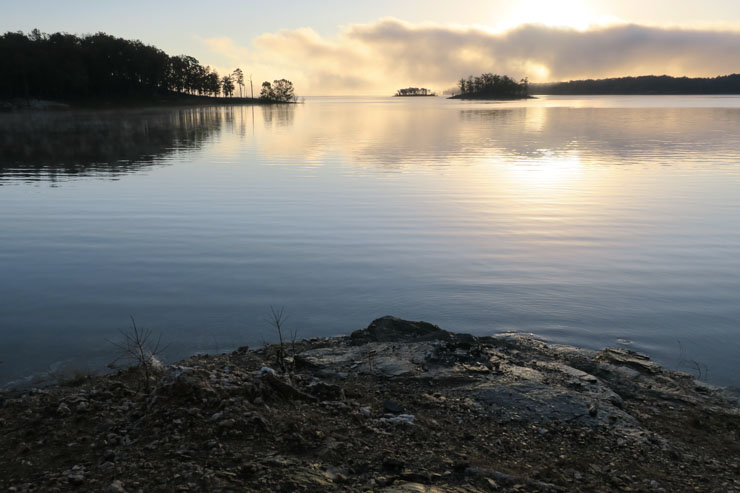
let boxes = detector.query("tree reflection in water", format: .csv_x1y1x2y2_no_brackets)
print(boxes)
0,107,225,181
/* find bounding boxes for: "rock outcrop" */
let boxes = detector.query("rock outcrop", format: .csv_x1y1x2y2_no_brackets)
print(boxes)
1,317,738,492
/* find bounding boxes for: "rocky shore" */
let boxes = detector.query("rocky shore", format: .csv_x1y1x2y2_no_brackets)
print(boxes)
1,316,739,492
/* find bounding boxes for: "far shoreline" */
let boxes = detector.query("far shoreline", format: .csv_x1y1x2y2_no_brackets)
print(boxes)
447,94,537,101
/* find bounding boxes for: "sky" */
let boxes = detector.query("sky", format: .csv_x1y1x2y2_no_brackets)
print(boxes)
3,0,740,95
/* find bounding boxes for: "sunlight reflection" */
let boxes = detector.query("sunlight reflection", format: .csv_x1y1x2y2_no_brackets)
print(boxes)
504,153,584,191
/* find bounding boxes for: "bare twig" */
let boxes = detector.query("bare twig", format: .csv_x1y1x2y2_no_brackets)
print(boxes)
289,325,299,364
266,306,298,374
267,306,288,373
676,340,709,381
109,317,167,392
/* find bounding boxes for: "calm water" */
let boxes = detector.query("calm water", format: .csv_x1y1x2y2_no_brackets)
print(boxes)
1,95,739,387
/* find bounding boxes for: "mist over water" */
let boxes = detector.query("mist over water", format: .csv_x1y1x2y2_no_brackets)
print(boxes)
1,96,739,387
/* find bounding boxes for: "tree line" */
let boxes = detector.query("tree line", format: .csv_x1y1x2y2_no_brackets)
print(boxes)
0,30,295,102
454,73,530,99
531,75,740,95
395,87,436,96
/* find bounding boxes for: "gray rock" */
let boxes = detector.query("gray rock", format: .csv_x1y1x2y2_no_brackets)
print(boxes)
351,316,456,345
104,480,127,493
57,402,71,416
474,382,637,430
299,343,430,377
588,402,599,417
307,381,345,401
383,400,404,414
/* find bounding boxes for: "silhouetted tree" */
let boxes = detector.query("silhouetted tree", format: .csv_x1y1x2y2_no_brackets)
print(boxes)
232,68,244,98
395,87,436,96
453,72,530,99
205,69,220,97
271,79,294,102
520,77,529,95
260,81,274,100
221,74,235,97
260,79,295,102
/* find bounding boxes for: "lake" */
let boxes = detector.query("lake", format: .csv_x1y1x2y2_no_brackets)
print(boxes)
1,95,739,387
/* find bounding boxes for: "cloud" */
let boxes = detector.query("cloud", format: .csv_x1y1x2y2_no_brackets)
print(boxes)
202,36,250,61
205,18,740,95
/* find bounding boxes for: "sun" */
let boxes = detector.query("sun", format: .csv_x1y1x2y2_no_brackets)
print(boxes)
497,0,616,31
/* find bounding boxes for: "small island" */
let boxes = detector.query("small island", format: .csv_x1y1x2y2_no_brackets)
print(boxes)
449,73,532,100
394,87,436,97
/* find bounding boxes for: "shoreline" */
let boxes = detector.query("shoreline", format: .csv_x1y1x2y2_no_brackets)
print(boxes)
0,95,296,112
2,316,739,491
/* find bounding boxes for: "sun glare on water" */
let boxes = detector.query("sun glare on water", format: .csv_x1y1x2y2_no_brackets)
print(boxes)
506,154,585,192
497,0,619,31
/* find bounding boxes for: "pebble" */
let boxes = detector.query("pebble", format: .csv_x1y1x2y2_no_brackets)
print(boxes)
67,472,84,486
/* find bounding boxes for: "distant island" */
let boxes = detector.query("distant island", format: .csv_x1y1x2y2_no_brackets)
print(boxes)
0,30,296,107
394,87,436,97
449,73,532,100
532,74,740,95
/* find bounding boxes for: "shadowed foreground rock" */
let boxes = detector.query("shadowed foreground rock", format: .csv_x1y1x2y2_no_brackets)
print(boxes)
1,316,739,492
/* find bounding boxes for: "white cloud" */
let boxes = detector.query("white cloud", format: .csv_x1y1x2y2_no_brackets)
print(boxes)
203,18,740,95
